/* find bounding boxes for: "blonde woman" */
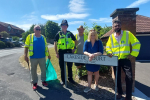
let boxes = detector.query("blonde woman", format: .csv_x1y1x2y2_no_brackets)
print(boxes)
83,30,103,93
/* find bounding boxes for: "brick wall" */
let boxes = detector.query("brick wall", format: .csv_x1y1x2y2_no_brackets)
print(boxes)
110,8,139,92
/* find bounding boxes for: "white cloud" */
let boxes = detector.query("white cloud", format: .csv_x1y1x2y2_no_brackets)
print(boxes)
16,24,33,31
7,12,39,31
6,22,33,31
69,0,87,13
41,13,89,20
41,0,89,20
89,18,112,23
69,21,84,25
127,0,150,8
22,12,38,22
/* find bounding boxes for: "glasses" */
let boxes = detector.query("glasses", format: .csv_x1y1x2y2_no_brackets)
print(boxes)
36,29,41,31
61,24,67,26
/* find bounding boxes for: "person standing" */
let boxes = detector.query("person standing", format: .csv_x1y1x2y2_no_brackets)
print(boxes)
24,25,51,90
54,19,77,85
74,25,87,78
83,30,103,93
106,20,141,100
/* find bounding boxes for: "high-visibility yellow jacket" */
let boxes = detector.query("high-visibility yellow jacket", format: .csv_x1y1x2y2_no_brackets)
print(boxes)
57,32,74,50
74,33,87,53
106,30,141,59
25,33,49,56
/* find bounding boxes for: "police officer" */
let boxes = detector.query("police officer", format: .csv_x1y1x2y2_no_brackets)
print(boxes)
54,19,77,84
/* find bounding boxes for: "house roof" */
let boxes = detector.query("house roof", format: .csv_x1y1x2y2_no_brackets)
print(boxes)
0,21,25,32
136,15,150,33
101,15,150,38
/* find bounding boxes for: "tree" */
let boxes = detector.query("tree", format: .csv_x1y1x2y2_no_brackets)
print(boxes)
12,36,20,41
0,31,9,38
29,24,35,33
93,25,102,35
22,31,31,42
45,21,60,39
28,24,45,36
99,25,112,38
22,24,46,42
83,22,90,36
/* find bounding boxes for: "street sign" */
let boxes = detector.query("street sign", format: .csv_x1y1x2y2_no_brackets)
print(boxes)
64,53,118,100
64,54,118,66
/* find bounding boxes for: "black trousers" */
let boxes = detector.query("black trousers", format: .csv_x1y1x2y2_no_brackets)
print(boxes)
59,49,73,82
113,59,133,100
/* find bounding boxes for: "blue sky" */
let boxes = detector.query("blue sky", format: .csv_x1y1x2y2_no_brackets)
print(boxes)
0,0,150,34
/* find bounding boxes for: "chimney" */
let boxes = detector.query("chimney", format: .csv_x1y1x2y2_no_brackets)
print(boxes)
110,8,139,92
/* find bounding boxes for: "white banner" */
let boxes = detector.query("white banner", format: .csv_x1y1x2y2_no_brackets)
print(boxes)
64,54,118,66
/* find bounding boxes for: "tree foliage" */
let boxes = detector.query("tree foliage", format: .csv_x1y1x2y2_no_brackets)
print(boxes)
22,24,46,42
93,25,102,35
45,21,60,39
0,31,9,38
99,25,112,38
12,36,20,41
90,23,112,39
83,22,90,36
22,31,31,42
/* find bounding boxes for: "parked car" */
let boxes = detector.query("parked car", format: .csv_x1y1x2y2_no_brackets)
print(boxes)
12,41,21,47
0,37,12,42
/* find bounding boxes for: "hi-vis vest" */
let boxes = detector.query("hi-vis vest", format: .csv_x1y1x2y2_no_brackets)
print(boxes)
25,33,49,56
106,30,141,59
57,32,74,50
74,33,87,53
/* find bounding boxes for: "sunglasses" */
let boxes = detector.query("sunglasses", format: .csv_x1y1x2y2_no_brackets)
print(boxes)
36,29,41,31
61,24,68,26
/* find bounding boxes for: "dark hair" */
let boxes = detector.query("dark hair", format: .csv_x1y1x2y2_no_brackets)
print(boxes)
113,20,121,25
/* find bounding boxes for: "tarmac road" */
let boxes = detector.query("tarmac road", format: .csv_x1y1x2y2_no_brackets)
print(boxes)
0,46,103,100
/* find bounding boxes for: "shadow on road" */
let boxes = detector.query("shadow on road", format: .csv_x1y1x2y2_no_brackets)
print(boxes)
36,79,73,100
135,80,150,97
36,78,115,100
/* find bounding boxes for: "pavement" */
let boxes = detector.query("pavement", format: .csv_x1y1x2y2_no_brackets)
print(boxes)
0,46,150,100
132,61,150,100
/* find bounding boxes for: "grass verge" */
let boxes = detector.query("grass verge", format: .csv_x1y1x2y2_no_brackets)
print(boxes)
19,47,79,82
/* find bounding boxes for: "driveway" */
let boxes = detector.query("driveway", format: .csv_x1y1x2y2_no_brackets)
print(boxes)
135,61,150,97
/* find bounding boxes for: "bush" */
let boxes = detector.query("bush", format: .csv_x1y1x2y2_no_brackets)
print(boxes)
102,41,107,46
78,65,110,77
12,36,20,41
13,41,21,47
0,41,6,48
99,65,110,73
5,42,15,48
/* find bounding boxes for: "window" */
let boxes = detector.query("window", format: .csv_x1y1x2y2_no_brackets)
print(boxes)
8,25,11,31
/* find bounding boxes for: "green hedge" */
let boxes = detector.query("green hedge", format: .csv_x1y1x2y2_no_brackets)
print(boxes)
5,42,15,48
0,41,6,48
78,65,110,77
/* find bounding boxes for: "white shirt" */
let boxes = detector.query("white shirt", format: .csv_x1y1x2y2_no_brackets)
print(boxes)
114,30,123,43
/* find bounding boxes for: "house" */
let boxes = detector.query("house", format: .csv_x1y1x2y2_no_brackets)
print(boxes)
0,21,25,37
101,14,150,61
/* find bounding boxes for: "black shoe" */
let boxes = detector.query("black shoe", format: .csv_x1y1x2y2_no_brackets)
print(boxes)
68,79,75,84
